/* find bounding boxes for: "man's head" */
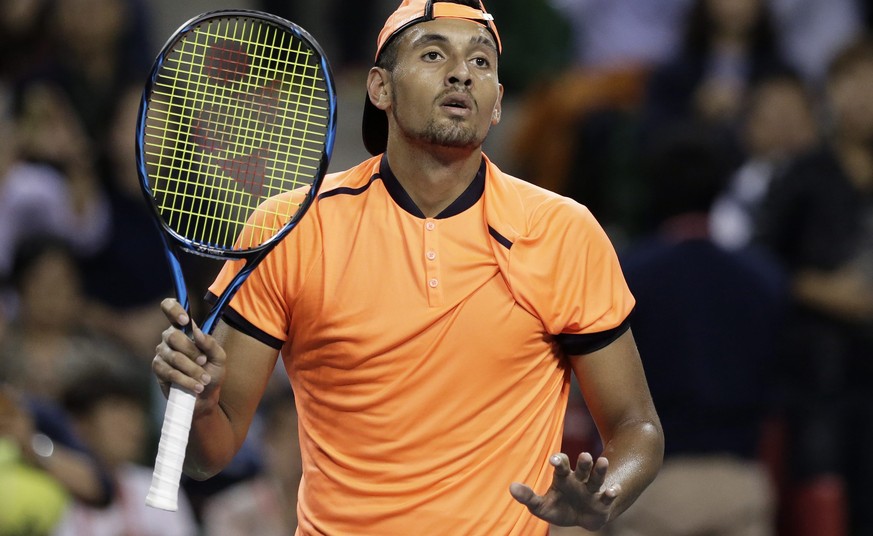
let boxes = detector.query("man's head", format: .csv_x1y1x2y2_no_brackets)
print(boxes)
362,0,503,156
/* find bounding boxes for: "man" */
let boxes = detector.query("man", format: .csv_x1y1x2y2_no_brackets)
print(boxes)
152,1,664,534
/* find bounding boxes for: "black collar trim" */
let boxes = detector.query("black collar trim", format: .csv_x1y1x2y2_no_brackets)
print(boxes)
378,155,486,219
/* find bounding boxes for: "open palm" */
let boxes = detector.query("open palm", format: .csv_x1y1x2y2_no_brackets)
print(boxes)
510,452,621,531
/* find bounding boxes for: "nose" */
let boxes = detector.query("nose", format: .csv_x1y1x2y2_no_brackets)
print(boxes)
446,58,472,88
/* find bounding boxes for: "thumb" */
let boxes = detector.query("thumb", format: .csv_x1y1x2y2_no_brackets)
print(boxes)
509,482,541,508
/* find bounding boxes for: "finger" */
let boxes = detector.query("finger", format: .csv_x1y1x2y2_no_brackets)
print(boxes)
154,335,211,390
162,326,202,361
160,298,189,328
191,323,225,365
152,352,207,394
574,451,594,482
550,453,572,480
192,322,224,361
585,457,610,494
509,482,544,510
601,484,621,506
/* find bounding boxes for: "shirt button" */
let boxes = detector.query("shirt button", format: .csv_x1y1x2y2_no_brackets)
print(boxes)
426,250,437,261
428,278,439,288
425,221,436,231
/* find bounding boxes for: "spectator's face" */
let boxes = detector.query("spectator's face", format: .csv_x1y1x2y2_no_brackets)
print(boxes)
829,59,873,144
382,18,502,151
53,0,125,55
745,80,817,159
78,398,148,468
707,0,761,37
19,249,82,331
0,0,44,37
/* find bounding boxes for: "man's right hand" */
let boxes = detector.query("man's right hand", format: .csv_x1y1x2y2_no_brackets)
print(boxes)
152,298,227,407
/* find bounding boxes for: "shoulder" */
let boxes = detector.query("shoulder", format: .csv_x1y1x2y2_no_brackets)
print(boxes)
317,155,382,199
484,158,601,240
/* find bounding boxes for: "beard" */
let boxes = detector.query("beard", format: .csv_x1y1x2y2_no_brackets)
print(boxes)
390,96,486,150
419,117,483,149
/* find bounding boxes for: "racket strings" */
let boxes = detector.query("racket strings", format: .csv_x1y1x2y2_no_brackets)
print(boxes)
143,16,330,251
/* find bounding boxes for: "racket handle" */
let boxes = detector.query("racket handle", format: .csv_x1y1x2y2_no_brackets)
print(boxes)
145,385,196,511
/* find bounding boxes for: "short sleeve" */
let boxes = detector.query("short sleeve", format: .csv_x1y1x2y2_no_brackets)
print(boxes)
208,191,317,348
504,199,635,354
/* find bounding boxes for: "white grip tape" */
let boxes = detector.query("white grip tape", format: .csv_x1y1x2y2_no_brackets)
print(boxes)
145,385,195,511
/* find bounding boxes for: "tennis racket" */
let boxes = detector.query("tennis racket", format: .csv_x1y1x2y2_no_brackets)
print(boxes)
136,9,336,511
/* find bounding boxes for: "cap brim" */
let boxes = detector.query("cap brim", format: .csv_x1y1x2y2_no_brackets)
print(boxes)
362,93,389,156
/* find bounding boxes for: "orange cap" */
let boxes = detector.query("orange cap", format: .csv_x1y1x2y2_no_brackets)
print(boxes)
362,0,501,156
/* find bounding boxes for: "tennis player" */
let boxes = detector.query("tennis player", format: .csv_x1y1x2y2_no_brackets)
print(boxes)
151,1,664,534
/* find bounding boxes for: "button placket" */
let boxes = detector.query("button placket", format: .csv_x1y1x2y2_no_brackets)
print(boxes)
423,218,442,306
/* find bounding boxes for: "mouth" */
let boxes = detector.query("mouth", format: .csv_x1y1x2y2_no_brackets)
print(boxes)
439,93,474,116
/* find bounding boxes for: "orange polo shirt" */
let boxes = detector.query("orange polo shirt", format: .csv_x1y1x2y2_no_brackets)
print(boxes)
209,154,635,535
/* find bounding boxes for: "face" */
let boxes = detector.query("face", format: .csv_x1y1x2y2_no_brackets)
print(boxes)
53,0,125,55
707,0,761,36
19,249,82,330
745,80,817,158
79,399,147,467
371,18,503,151
829,59,873,144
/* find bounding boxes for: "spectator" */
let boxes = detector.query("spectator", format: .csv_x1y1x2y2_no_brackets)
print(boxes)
640,0,792,160
0,385,117,525
0,0,55,90
0,237,139,401
769,0,863,87
78,85,175,362
0,84,110,277
508,0,691,209
42,0,152,143
756,35,873,536
710,72,819,250
52,369,198,536
611,124,787,536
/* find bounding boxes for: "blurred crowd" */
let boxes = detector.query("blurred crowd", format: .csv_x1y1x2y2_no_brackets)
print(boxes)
0,0,872,535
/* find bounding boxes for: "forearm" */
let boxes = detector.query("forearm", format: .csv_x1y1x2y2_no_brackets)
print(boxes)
793,268,873,322
183,396,244,480
23,437,112,505
599,417,664,519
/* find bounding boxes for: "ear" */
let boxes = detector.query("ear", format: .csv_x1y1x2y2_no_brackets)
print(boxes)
491,83,505,126
367,67,392,112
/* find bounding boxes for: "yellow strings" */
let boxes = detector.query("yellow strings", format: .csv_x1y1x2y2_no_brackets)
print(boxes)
143,17,329,250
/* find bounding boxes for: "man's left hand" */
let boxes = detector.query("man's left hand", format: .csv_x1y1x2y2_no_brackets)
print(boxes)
509,452,620,531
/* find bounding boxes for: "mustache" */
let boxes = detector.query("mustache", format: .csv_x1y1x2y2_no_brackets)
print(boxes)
435,88,477,110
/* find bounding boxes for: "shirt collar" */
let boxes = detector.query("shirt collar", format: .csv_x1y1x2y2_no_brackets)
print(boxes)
378,154,487,219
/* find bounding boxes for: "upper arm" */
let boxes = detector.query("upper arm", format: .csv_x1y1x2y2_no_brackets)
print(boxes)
212,319,281,446
569,328,661,444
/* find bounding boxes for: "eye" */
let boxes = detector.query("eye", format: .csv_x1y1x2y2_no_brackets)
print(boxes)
473,57,490,68
423,51,442,61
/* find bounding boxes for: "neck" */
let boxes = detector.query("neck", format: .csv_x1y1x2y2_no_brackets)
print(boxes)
385,142,483,217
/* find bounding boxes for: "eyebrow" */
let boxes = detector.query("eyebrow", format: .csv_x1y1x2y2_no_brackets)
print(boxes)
410,32,498,54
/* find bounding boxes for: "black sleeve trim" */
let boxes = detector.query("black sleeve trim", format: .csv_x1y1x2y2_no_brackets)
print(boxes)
204,291,285,350
554,315,632,356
